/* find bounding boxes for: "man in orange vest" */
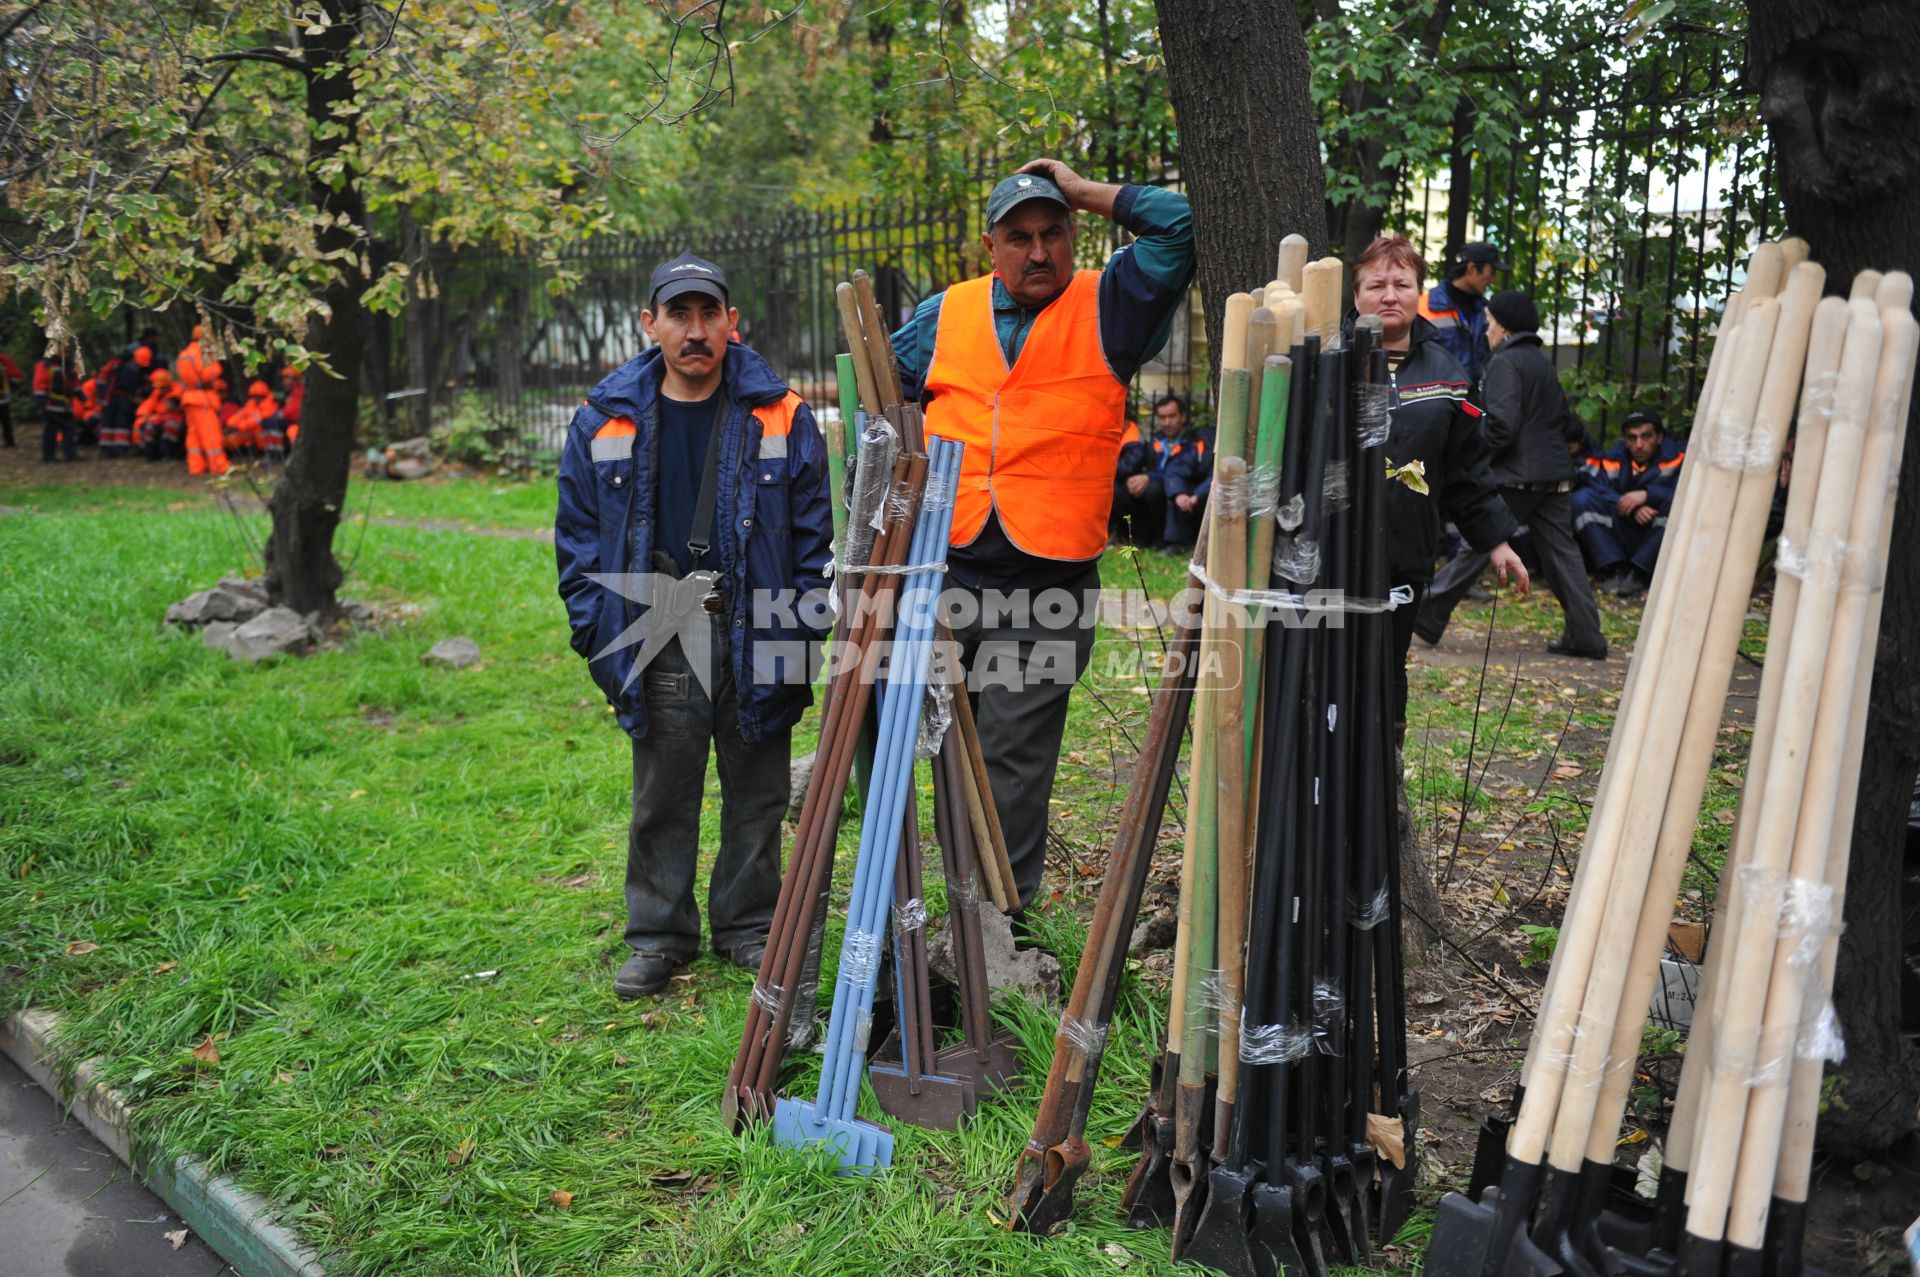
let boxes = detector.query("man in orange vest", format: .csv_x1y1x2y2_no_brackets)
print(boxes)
174,325,229,475
890,158,1194,918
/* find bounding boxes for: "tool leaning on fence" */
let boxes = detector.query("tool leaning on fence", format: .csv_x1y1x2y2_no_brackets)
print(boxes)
1426,247,1919,1277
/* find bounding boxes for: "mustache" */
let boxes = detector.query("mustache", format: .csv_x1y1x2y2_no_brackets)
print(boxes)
1022,263,1054,276
678,341,713,357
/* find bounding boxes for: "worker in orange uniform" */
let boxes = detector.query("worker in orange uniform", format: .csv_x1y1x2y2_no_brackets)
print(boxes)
174,325,228,476
887,158,1194,918
261,368,300,460
135,370,185,459
226,380,277,455
78,369,112,454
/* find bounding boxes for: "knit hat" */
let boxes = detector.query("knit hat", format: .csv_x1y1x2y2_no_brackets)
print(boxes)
1487,290,1540,334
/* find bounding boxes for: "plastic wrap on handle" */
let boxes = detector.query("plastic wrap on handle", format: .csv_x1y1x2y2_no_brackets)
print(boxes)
841,414,900,569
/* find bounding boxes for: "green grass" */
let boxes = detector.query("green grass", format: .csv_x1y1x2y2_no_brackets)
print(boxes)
0,482,1421,1275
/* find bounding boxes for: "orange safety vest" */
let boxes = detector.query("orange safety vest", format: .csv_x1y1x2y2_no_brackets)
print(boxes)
174,341,221,409
924,270,1129,560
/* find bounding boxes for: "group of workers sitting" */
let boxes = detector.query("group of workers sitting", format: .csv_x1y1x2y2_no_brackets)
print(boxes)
0,327,303,475
1107,378,1683,599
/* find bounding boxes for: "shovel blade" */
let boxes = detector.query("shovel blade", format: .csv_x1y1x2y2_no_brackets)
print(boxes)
1375,1091,1422,1244
867,1059,977,1130
770,1096,895,1176
1008,1136,1091,1236
1250,1174,1321,1277
1185,1164,1261,1277
1121,1110,1178,1229
1427,1186,1566,1277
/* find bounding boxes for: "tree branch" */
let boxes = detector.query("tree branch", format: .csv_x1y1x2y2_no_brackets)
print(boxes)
206,46,308,72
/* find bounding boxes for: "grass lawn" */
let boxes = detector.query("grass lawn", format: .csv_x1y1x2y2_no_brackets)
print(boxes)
0,465,1754,1273
0,472,1404,1276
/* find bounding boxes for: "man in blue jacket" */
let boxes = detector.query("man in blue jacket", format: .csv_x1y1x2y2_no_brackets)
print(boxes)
1112,392,1210,548
555,252,834,998
1572,408,1684,597
1417,242,1506,388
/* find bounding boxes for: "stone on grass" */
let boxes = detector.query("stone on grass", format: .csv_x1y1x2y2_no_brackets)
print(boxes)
928,904,1061,1010
210,607,315,662
201,621,238,651
167,580,269,627
787,751,815,823
423,637,481,669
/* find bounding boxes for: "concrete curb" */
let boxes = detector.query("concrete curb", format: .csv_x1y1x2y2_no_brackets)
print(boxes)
0,1009,328,1277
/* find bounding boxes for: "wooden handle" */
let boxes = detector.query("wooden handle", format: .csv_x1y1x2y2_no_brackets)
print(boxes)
1302,257,1343,349
1276,234,1309,294
1220,293,1255,373
853,271,905,410
836,282,882,419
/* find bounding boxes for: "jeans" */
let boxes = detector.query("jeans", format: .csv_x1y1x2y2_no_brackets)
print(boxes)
945,561,1101,911
624,617,789,963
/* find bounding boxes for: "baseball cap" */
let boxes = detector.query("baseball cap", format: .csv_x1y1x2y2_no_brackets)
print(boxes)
1459,242,1510,271
986,172,1070,229
648,251,729,308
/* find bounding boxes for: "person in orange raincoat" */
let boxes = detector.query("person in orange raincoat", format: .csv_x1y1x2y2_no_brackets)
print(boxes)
173,326,228,475
226,380,277,455
134,369,185,460
77,370,112,454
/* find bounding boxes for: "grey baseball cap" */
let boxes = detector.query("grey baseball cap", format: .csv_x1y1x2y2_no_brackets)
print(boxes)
649,251,729,308
986,172,1070,229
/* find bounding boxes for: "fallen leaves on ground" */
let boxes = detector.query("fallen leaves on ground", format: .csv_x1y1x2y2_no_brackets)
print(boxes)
153,960,177,974
191,1035,220,1065
164,1229,188,1250
549,1190,574,1210
1366,1112,1408,1169
448,1137,475,1166
65,940,98,956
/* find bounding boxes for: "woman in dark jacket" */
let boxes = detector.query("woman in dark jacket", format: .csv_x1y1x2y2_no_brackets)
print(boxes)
1350,235,1529,730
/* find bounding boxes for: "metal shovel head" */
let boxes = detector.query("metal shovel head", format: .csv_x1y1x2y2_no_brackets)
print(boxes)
1121,1109,1178,1229
1250,1166,1323,1277
1008,1136,1091,1236
1184,1161,1261,1277
1374,1090,1422,1244
1244,1179,1313,1277
1321,1154,1369,1266
770,1096,896,1176
932,1035,1020,1101
1468,1108,1514,1202
1425,1185,1565,1277
866,1057,977,1130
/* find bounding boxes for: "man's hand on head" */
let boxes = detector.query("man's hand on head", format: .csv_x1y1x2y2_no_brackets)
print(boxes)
1017,158,1120,220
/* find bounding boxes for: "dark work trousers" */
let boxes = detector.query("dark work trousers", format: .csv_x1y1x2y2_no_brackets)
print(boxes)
946,562,1101,912
1418,486,1605,652
1390,583,1429,730
624,616,789,964
1572,483,1666,578
41,411,75,462
0,399,13,447
1110,476,1168,546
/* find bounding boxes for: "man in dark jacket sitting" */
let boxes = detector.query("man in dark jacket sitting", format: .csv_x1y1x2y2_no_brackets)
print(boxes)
555,252,835,998
1111,392,1210,548
1415,290,1607,658
1573,408,1684,597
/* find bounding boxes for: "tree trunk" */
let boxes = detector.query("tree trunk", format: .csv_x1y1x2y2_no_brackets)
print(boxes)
264,0,367,619
1153,0,1327,383
1746,0,1920,1156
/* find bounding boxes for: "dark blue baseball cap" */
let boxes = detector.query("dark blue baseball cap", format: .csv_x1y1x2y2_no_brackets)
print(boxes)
649,251,729,308
986,171,1070,229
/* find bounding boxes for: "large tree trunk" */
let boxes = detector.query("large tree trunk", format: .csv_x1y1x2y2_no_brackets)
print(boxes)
1747,0,1920,1155
1153,0,1327,382
265,0,367,618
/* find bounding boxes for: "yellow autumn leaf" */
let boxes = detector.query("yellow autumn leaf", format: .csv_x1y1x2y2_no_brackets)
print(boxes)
549,1190,574,1210
1366,1112,1407,1169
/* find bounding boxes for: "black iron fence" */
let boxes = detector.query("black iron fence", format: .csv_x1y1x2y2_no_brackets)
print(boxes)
376,202,967,468
1386,22,1776,439
384,21,1773,466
